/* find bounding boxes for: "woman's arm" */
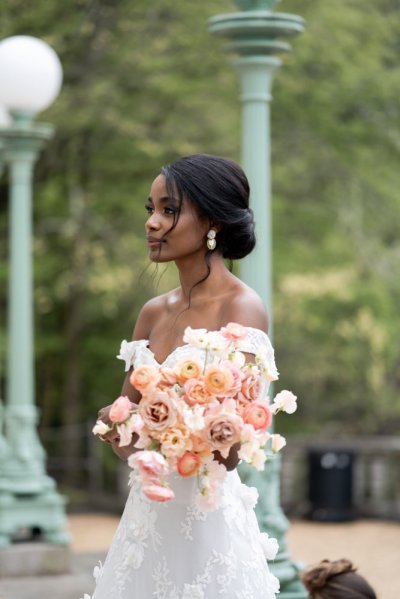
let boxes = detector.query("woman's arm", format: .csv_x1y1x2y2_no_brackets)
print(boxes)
98,299,160,459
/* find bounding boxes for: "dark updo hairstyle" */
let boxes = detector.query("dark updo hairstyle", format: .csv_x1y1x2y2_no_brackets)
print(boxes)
161,153,256,261
301,559,377,599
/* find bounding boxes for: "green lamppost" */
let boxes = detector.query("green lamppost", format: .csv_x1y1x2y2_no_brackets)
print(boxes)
209,2,308,598
0,36,69,547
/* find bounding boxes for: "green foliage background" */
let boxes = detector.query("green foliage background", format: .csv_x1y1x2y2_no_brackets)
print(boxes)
1,0,399,447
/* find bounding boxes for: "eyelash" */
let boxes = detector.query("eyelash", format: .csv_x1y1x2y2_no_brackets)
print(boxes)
144,205,176,216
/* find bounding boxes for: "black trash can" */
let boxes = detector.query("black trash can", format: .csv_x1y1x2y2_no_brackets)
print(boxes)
307,447,355,522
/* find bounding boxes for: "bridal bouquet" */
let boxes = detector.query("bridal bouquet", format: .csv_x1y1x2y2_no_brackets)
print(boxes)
93,323,297,511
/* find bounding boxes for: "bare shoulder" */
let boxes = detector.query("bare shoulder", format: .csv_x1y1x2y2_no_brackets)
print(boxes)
222,282,269,333
131,291,171,340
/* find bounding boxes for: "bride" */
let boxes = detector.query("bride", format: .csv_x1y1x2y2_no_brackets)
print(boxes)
85,154,280,599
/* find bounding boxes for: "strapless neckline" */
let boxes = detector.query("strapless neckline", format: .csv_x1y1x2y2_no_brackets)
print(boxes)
146,326,270,366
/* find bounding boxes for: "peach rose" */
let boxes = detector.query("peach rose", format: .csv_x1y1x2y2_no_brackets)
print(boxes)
142,484,175,502
204,364,234,397
158,367,178,389
221,322,247,342
174,358,203,385
224,362,243,395
237,369,261,406
183,378,212,406
130,364,160,394
109,396,132,423
160,426,190,458
138,390,179,433
204,410,242,456
177,451,202,477
242,401,272,431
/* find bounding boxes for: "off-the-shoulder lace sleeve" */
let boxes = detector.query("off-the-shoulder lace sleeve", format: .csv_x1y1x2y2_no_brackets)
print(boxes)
116,339,150,371
238,327,279,382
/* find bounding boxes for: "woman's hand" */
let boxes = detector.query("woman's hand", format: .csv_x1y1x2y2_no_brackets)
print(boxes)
96,403,139,460
213,443,240,471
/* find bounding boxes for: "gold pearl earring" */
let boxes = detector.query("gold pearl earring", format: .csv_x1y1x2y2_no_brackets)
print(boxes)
207,229,216,251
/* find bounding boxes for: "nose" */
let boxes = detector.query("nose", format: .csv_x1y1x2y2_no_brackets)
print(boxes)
145,212,161,232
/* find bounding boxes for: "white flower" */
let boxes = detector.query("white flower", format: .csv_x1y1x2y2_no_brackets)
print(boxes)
182,583,204,599
229,350,246,368
239,484,259,510
92,420,111,436
116,413,144,447
93,560,103,583
271,390,297,414
182,404,205,432
271,433,286,453
239,425,269,464
117,339,138,371
205,331,231,356
260,532,279,560
251,447,267,471
183,326,209,348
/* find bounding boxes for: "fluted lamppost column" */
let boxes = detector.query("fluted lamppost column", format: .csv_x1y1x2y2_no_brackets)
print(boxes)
209,2,308,597
0,36,68,547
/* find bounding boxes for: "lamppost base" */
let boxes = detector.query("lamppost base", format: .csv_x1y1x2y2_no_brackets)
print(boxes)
0,488,69,548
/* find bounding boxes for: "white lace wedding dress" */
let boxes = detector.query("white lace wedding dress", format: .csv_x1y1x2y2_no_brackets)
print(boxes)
84,328,280,599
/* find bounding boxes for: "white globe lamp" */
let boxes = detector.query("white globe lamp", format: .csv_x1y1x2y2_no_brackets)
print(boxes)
0,35,63,117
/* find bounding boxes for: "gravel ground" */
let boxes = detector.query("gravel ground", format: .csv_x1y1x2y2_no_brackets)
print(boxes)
68,514,400,598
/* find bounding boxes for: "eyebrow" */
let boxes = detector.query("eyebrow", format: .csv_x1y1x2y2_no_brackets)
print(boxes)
147,195,179,204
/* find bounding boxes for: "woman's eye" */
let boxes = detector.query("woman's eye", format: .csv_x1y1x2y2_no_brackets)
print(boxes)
144,205,154,214
164,207,176,215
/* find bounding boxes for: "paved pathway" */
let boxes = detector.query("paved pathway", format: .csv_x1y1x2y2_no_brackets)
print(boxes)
0,514,399,598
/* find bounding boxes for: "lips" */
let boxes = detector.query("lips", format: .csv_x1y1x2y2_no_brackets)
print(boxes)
146,236,165,246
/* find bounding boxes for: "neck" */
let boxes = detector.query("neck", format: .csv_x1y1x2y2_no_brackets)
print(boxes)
175,252,229,300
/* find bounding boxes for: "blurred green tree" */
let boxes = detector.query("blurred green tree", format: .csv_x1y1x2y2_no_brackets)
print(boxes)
0,0,399,478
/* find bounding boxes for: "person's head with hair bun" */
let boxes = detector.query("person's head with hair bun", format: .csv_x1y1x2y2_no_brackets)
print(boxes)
301,559,377,599
160,153,256,261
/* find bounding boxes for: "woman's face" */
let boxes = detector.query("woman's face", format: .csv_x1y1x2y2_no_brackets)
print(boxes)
145,174,209,263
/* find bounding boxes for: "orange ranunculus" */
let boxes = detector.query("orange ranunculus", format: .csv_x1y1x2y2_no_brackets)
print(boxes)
130,364,160,394
204,364,234,397
242,401,272,431
177,451,202,478
174,358,203,385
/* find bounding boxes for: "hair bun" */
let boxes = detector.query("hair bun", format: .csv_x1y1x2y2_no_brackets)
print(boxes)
302,559,356,593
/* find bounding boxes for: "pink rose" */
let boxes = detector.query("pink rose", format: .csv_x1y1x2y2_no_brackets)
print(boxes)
142,484,175,502
109,396,132,423
237,369,261,407
204,404,242,457
183,378,212,406
242,401,272,431
220,322,247,342
128,450,169,479
138,390,179,433
177,451,202,478
130,364,160,394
